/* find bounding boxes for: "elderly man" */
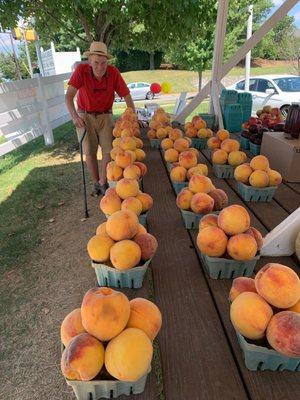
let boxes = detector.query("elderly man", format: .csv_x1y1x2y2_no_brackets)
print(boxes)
66,42,135,195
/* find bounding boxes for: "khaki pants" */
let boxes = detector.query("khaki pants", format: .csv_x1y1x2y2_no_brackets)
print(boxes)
76,112,113,156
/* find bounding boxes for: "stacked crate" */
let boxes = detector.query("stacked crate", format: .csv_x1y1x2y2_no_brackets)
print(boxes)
220,89,252,133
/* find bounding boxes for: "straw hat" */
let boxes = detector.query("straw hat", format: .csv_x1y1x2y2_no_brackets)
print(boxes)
83,41,112,59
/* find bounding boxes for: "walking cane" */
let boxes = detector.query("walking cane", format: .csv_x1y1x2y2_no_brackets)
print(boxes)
79,127,89,218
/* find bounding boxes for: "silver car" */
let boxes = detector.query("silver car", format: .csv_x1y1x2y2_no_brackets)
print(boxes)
115,82,156,102
227,75,300,117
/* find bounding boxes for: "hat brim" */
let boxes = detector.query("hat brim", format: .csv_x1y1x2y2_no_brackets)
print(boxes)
83,50,112,59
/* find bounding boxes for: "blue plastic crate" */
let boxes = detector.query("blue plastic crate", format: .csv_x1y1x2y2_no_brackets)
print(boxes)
191,137,207,150
92,259,151,289
150,138,161,149
139,212,148,226
237,182,277,202
66,367,150,399
200,253,259,279
213,164,235,179
172,181,188,195
236,331,300,371
240,136,250,150
249,142,261,156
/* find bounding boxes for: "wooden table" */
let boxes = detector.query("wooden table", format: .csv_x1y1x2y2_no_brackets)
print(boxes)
134,140,300,400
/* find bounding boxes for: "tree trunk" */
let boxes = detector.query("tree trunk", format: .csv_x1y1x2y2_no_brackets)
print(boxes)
198,70,203,91
149,52,155,70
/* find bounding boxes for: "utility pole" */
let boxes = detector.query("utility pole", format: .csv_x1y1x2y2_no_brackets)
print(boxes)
245,5,253,91
9,30,22,80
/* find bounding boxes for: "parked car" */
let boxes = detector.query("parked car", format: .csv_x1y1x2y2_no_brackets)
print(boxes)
115,82,157,102
227,75,300,118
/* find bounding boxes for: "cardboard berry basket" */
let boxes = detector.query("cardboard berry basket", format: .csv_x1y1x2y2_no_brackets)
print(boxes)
149,138,161,149
180,210,209,230
171,181,188,195
237,182,277,202
213,164,235,179
191,137,207,150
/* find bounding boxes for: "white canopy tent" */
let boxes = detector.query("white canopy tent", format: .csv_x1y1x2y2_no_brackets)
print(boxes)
174,0,299,127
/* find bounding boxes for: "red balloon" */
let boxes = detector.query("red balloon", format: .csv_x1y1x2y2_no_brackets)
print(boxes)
150,83,161,94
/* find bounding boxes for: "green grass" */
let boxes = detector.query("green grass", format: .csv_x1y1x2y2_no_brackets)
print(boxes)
0,136,6,145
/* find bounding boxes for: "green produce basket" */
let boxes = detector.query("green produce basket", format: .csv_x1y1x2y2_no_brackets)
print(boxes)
213,164,235,179
249,142,261,156
172,181,188,195
200,253,260,279
66,369,150,399
92,259,151,289
240,136,250,150
139,212,148,227
220,89,238,104
199,113,216,129
236,331,300,371
191,137,207,150
237,182,277,202
166,162,174,172
180,210,205,230
150,138,161,149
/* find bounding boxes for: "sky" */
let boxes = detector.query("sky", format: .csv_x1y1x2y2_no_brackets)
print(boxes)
0,1,300,55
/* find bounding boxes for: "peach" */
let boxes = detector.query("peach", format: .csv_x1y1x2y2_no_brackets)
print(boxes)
216,129,230,141
254,263,300,308
105,187,117,196
155,127,167,139
229,277,257,302
121,197,143,216
250,155,270,171
121,128,134,138
134,233,158,260
212,149,228,165
105,328,153,381
194,118,206,129
113,127,121,138
288,300,300,313
188,147,199,158
164,148,179,163
161,138,174,150
169,128,183,141
176,188,193,210
112,137,121,148
61,333,105,381
115,151,134,169
185,126,198,138
189,175,214,194
133,161,147,177
218,205,250,235
174,138,190,153
87,235,115,262
178,151,198,169
126,150,137,162
187,164,208,179
123,165,141,180
197,128,208,138
119,136,136,151
199,214,219,230
170,166,187,182
228,151,247,166
106,210,139,241
266,311,300,358
99,194,121,215
234,164,253,184
136,192,153,213
110,146,123,160
110,240,142,270
208,189,228,211
207,137,221,150
227,233,258,260
206,128,213,138
116,178,139,199
249,170,269,188
244,227,263,250
127,298,162,340
268,169,282,186
96,222,108,236
61,308,86,347
147,129,156,139
137,223,147,235
134,137,144,149
220,139,240,152
135,148,146,161
197,226,228,257
106,163,123,182
190,193,214,214
81,287,130,341
230,292,273,340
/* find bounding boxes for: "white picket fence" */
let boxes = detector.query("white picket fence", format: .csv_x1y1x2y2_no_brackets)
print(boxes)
0,72,71,157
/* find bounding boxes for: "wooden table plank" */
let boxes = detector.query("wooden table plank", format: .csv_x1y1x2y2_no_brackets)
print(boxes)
143,144,248,400
285,182,300,195
273,184,300,214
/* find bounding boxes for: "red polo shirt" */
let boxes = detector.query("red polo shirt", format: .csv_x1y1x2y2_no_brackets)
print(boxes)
68,64,130,112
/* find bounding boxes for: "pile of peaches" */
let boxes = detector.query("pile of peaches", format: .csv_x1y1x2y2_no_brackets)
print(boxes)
147,108,173,140
61,287,162,382
196,204,262,261
229,264,300,358
184,115,213,139
234,155,282,188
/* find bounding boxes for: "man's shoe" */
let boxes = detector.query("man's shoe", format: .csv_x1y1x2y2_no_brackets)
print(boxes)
91,182,102,197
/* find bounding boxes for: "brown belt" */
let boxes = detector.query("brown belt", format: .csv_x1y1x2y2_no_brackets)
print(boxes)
78,109,112,116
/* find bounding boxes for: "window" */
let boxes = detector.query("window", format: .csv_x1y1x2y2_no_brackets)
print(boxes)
273,77,300,92
236,79,257,91
256,79,276,93
137,83,146,88
236,80,245,90
128,83,136,89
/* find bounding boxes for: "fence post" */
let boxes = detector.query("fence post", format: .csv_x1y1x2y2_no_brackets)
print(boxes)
36,74,54,146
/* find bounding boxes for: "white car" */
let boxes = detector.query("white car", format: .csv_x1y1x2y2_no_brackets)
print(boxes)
227,75,300,117
115,82,156,102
